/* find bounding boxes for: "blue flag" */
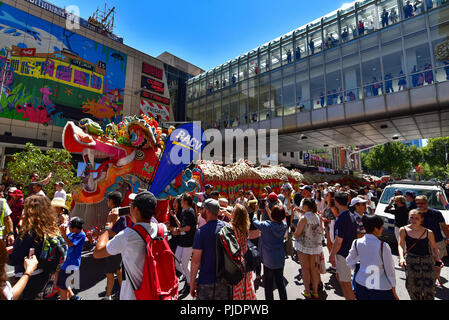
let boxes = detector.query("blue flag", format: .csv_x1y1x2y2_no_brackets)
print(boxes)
150,123,205,198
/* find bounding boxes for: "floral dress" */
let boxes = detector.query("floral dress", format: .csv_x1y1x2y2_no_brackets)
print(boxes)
233,229,257,300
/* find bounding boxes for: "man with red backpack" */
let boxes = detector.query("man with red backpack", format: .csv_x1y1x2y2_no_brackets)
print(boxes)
93,191,178,300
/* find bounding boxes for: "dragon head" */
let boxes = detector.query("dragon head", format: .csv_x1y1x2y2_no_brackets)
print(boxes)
63,115,162,205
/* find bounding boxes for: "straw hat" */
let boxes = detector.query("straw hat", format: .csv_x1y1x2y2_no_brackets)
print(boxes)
51,197,70,210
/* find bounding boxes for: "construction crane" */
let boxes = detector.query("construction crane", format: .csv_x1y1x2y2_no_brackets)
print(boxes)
88,4,116,34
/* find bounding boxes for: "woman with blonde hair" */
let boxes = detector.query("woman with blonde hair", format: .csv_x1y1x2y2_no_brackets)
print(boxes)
231,204,256,300
9,195,61,300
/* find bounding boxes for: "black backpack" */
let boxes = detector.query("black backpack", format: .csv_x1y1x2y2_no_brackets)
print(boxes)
216,224,245,286
244,240,261,273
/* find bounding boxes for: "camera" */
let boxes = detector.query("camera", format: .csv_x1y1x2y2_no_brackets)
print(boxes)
118,206,131,216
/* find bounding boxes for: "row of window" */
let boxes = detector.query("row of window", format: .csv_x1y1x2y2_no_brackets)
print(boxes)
187,0,448,101
186,7,449,130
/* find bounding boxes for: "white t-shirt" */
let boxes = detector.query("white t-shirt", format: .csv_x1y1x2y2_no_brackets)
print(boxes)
1,199,12,217
2,281,13,300
54,189,67,201
106,222,164,300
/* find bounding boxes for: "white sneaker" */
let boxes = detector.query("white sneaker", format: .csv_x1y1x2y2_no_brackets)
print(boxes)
102,296,112,300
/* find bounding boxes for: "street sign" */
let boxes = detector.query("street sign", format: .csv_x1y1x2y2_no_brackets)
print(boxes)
304,153,310,161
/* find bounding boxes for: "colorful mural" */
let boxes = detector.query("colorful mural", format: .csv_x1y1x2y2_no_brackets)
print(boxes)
0,1,127,127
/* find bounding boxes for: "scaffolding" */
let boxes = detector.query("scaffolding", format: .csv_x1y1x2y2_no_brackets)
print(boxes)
88,4,116,34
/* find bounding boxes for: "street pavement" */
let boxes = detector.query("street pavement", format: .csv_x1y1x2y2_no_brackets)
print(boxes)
7,242,449,300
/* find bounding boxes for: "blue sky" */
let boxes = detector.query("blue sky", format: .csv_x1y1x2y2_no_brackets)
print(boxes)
48,0,348,71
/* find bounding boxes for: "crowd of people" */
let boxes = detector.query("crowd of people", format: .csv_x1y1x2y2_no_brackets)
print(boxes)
1,173,449,301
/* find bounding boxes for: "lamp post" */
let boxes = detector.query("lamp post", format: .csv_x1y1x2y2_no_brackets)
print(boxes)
0,46,12,102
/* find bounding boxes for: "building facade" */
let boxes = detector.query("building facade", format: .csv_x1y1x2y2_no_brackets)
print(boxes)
186,0,449,132
0,0,201,165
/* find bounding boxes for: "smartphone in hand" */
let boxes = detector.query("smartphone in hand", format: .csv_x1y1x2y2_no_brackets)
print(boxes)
28,248,35,259
118,206,131,216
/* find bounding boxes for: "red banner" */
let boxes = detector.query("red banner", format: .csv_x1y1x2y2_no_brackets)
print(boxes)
142,62,163,80
20,48,36,56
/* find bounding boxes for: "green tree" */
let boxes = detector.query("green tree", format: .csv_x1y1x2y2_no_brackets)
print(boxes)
6,143,81,197
419,137,449,180
363,142,413,177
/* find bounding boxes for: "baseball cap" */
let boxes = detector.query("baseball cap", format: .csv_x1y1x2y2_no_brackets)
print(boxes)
68,216,84,229
394,189,403,195
56,181,64,186
268,192,278,202
203,198,220,215
196,201,204,209
350,197,368,207
300,185,313,192
264,186,272,193
278,194,285,202
129,191,157,218
205,184,214,190
335,183,341,187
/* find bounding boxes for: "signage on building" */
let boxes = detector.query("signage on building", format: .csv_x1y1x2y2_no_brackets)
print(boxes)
26,0,67,18
97,61,107,69
435,40,449,61
142,62,163,80
141,75,164,94
303,153,310,161
141,91,170,105
140,99,170,121
70,59,95,71
19,48,36,57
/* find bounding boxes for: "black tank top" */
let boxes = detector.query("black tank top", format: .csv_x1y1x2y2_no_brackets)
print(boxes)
405,229,430,256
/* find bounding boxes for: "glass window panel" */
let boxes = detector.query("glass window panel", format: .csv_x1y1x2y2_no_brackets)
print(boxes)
259,81,270,121
194,82,199,99
260,51,269,73
310,55,325,108
357,4,380,34
323,21,340,50
326,62,343,106
283,65,295,77
200,79,206,96
186,102,193,121
230,94,239,127
271,79,282,110
222,66,229,87
282,39,294,65
381,25,401,43
199,97,206,127
340,13,357,42
271,69,282,81
214,71,221,91
309,28,323,54
361,48,383,97
207,73,214,94
343,53,362,101
383,42,406,93
325,48,340,63
431,25,449,83
239,79,248,91
361,32,379,50
405,30,433,87
378,0,399,27
212,97,221,129
296,60,310,110
403,15,426,35
295,33,308,59
342,42,359,56
231,63,238,84
249,55,259,77
248,87,258,122
283,74,296,115
249,76,258,88
239,59,248,81
429,6,449,27
433,0,447,10
270,45,281,69
240,90,248,124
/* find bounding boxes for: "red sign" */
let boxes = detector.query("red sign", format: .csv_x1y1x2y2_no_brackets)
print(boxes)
141,91,170,105
20,48,36,57
141,75,164,94
142,62,163,80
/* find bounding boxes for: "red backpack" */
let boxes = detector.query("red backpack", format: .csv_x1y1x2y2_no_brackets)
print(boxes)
127,224,179,300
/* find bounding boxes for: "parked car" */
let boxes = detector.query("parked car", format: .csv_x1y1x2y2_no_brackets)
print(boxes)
375,181,449,243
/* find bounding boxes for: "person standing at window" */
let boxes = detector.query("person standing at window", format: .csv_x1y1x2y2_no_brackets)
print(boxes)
309,39,315,55
381,9,389,27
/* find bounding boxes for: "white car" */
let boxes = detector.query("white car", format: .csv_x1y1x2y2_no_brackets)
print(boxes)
375,181,449,243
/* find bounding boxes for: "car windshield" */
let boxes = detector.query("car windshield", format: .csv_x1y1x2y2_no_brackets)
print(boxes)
380,187,446,210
